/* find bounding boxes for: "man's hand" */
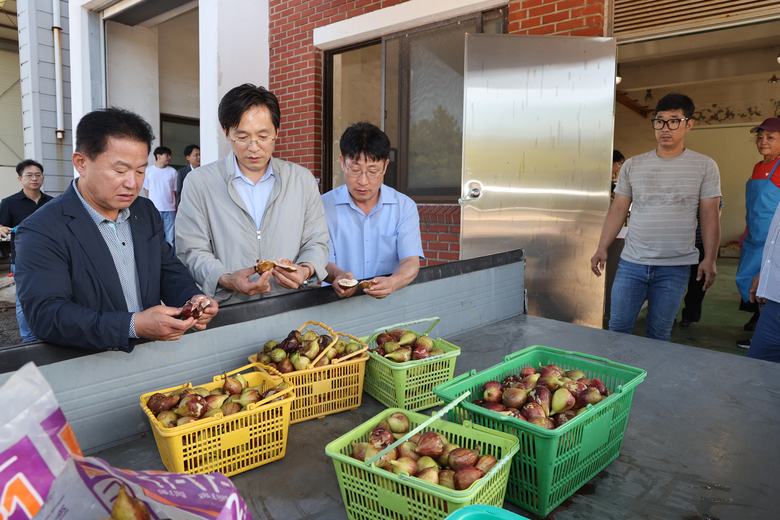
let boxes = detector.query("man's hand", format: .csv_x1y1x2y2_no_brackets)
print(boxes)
134,305,195,341
191,295,218,331
272,262,311,290
363,277,397,299
749,273,766,304
219,268,272,295
0,226,12,240
590,249,608,276
696,257,717,291
332,273,359,298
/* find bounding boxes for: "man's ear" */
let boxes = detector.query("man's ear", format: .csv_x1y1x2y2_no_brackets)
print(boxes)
72,152,87,174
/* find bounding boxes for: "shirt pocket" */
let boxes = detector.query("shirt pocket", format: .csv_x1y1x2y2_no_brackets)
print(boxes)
374,233,398,277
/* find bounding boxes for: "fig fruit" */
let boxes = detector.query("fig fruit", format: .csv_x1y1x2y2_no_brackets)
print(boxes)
415,467,439,484
550,387,575,415
502,387,528,409
414,336,434,351
438,469,456,490
416,432,444,457
527,386,551,417
448,447,479,471
454,466,484,490
111,484,150,520
519,366,538,378
387,412,410,433
389,457,418,476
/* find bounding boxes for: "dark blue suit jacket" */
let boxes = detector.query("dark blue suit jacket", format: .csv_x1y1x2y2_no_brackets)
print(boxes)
14,182,201,352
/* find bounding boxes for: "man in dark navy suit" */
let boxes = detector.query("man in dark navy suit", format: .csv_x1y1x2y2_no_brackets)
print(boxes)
14,108,218,352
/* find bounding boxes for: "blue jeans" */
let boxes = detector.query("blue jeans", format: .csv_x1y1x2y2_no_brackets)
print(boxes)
747,299,780,363
11,264,37,343
609,259,690,342
160,210,175,246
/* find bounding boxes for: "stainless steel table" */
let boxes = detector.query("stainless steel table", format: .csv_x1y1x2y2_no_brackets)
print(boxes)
94,315,779,519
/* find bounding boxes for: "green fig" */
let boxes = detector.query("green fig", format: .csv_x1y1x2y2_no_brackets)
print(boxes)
302,330,319,342
263,340,279,353
398,332,417,346
385,347,411,362
333,339,348,354
383,341,401,354
269,348,287,363
111,484,150,520
235,373,248,389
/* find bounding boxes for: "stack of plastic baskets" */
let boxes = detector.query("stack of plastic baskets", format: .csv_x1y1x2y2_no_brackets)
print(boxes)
445,505,530,520
434,345,646,517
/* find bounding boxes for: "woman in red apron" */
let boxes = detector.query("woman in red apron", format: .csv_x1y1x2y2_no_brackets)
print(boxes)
735,118,780,347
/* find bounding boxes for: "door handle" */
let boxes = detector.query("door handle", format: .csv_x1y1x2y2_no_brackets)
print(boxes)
458,187,481,204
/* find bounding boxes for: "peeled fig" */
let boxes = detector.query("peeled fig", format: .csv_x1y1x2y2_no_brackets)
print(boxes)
156,411,178,428
383,341,401,354
351,441,369,461
528,387,551,417
414,336,434,351
255,259,276,274
550,387,576,415
539,364,564,378
415,467,439,484
562,379,588,398
438,469,456,490
589,378,610,396
398,442,420,461
576,387,603,408
111,484,150,520
519,366,538,378
536,376,562,393
389,457,418,475
205,394,229,410
180,296,210,320
502,387,528,409
385,347,412,362
412,346,430,360
520,402,546,421
448,447,479,471
369,428,394,448
475,454,497,473
483,386,503,404
529,416,555,429
277,358,294,374
454,466,484,490
565,369,586,380
174,394,207,417
221,402,240,416
438,443,459,466
416,456,440,472
397,332,418,346
387,412,410,433
359,280,377,290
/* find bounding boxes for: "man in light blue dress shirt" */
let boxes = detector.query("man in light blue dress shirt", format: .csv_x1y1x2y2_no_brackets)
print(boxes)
746,201,780,362
321,122,424,299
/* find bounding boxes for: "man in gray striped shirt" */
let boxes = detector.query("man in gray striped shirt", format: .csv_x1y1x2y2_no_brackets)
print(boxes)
591,93,722,341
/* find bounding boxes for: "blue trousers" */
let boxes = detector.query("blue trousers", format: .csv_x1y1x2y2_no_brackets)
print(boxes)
160,210,176,247
11,264,37,343
747,299,780,363
609,259,689,342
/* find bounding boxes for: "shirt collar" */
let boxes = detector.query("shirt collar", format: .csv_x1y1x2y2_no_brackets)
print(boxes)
73,179,131,225
335,184,398,213
232,155,275,186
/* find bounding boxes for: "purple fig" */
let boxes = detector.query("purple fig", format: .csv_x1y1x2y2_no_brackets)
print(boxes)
539,364,563,378
448,447,479,471
369,427,394,448
589,378,610,396
415,467,439,484
438,469,456,489
483,385,503,403
412,346,430,360
576,387,603,408
475,454,497,473
502,387,528,409
205,394,229,410
454,466,484,490
414,336,434,351
277,357,294,373
553,410,577,427
174,394,207,417
222,373,243,395
550,387,576,415
482,402,506,412
520,402,546,421
221,402,240,416
351,441,369,461
519,373,541,391
562,379,588,398
376,332,391,345
528,386,551,417
519,366,538,378
398,442,419,461
529,416,556,429
416,431,444,457
537,376,562,393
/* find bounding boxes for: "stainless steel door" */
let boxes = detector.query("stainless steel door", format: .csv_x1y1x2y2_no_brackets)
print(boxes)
460,34,616,327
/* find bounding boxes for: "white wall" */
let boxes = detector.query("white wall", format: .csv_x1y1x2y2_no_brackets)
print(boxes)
106,21,160,159
0,50,24,199
158,9,199,119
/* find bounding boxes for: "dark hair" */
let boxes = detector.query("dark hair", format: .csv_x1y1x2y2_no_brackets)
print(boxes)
218,84,281,134
613,150,625,163
76,107,154,160
153,146,172,158
339,122,391,162
183,144,200,157
16,159,44,177
654,93,695,119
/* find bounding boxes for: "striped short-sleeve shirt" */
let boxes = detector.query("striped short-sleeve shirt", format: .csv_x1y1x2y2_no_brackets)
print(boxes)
615,149,721,266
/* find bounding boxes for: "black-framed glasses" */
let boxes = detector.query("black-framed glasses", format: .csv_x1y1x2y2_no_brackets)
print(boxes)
651,118,689,130
229,135,277,149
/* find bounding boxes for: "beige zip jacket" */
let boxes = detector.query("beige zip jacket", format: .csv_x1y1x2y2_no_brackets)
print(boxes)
175,153,329,305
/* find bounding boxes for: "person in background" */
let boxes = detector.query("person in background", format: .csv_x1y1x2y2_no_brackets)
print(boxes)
176,144,200,207
0,160,54,342
611,149,625,195
679,197,723,327
142,146,177,245
175,84,329,305
734,117,780,349
322,122,423,299
14,108,217,352
590,93,721,342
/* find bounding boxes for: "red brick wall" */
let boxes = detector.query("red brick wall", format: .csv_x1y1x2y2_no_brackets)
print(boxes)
268,0,605,264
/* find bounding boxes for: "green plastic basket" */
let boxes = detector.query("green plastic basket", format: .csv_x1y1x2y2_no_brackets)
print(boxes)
325,400,520,520
360,317,461,411
444,505,530,519
433,345,647,518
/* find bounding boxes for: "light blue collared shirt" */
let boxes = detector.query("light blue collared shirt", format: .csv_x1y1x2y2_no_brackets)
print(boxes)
232,156,275,231
321,184,424,280
73,179,143,338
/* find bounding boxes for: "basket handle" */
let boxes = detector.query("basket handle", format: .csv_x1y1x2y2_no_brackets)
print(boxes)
504,345,631,370
364,390,470,467
297,321,339,368
330,332,369,365
366,317,440,343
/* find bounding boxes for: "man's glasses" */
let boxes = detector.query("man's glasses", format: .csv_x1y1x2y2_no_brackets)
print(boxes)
344,165,384,180
229,135,277,149
22,173,43,179
651,118,689,130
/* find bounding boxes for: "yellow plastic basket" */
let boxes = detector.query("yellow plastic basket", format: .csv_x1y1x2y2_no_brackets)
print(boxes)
249,321,369,424
139,364,294,476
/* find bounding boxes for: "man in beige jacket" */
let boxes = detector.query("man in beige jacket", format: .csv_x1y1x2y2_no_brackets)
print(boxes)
175,84,329,305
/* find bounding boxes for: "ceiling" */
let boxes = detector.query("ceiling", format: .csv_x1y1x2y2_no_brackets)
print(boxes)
0,0,17,51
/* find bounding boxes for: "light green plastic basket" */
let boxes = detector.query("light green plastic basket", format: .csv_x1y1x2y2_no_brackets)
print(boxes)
434,346,646,518
360,317,461,411
325,396,519,520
